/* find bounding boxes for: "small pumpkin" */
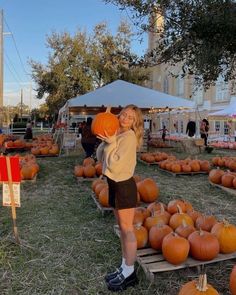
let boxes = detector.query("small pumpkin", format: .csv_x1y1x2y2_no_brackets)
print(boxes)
178,273,219,295
137,178,159,203
230,265,236,295
134,223,148,249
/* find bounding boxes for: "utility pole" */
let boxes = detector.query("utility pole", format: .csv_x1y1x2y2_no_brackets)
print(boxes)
20,88,23,121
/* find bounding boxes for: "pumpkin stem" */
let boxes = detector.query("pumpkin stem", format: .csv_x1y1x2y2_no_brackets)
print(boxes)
105,106,111,113
196,274,208,291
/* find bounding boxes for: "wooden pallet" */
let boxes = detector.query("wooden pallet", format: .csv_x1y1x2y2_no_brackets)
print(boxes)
209,181,236,196
35,154,59,158
138,159,159,166
113,225,236,282
91,193,113,215
158,167,208,177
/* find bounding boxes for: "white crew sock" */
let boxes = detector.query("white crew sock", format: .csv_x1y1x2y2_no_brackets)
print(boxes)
120,257,126,270
121,262,134,278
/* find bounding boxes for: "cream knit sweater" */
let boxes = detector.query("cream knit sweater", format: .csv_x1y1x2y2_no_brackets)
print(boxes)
96,129,137,182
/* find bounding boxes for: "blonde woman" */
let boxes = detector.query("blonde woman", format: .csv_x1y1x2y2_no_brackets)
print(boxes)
96,104,143,292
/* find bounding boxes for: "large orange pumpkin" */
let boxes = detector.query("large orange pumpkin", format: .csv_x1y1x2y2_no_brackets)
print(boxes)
178,274,219,295
149,224,173,250
137,178,159,203
211,219,236,254
188,230,220,261
91,107,119,137
230,265,236,295
162,232,190,265
209,168,224,184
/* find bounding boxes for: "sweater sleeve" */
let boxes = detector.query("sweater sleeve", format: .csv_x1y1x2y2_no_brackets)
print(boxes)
103,131,136,175
96,142,106,163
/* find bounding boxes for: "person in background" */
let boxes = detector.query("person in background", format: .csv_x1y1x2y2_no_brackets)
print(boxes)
81,117,97,158
200,118,209,146
24,122,33,141
186,119,196,137
159,125,168,142
77,122,83,138
96,104,143,292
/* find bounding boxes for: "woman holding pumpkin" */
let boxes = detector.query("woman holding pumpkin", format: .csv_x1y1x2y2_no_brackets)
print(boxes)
96,104,143,292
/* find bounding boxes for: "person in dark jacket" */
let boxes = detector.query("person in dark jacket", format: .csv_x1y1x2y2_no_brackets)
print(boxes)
200,119,209,146
24,123,33,141
81,117,97,158
186,120,196,137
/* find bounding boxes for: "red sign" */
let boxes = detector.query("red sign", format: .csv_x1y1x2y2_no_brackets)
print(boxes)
0,156,21,182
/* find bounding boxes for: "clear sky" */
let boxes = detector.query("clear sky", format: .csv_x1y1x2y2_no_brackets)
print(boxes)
0,0,147,108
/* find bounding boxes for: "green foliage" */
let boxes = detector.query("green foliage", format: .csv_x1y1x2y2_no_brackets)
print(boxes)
30,21,149,114
104,0,236,88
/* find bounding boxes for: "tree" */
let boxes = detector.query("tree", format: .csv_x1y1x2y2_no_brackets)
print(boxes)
30,21,149,114
104,0,236,88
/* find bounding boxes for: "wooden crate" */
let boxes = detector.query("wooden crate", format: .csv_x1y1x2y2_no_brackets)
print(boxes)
158,167,208,177
209,181,236,196
137,159,159,166
91,193,113,215
113,225,236,282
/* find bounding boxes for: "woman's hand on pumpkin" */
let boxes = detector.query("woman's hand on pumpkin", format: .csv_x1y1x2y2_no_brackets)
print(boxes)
97,130,117,143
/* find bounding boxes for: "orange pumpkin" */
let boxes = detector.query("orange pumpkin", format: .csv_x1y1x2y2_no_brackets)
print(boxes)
134,224,148,249
195,215,217,232
211,219,236,253
209,168,224,184
149,224,173,250
178,274,219,295
83,165,96,178
98,186,110,207
188,230,220,261
83,157,95,166
230,265,236,295
74,165,84,177
91,107,119,137
137,178,159,203
162,232,190,265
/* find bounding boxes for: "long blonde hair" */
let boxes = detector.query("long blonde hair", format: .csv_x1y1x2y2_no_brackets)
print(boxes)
120,104,144,149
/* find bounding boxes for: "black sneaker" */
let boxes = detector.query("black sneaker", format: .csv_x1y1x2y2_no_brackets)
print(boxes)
105,267,122,283
107,271,138,292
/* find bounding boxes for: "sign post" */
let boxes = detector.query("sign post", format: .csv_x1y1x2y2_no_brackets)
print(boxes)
0,156,21,244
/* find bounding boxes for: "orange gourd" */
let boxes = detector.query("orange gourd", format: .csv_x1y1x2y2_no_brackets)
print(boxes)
91,107,119,137
209,168,224,184
149,224,173,250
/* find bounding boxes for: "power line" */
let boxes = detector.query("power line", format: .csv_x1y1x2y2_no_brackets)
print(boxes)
3,15,30,77
5,52,24,83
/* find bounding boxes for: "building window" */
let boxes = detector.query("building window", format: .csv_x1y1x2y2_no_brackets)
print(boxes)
163,76,169,93
216,76,229,101
224,121,229,135
192,84,203,105
176,76,184,97
215,121,220,132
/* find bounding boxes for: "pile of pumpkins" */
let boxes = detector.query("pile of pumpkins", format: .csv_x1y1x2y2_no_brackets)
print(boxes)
74,157,102,179
132,199,236,294
212,156,236,171
30,134,59,156
147,138,171,148
132,198,236,260
209,168,236,188
211,141,236,150
140,152,173,163
4,138,29,149
159,158,211,173
91,175,159,208
19,154,40,180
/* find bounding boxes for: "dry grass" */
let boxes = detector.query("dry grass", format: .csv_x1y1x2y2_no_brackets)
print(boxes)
0,146,235,294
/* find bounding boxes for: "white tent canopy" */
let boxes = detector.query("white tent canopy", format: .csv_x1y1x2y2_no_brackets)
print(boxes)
209,97,236,119
59,80,195,113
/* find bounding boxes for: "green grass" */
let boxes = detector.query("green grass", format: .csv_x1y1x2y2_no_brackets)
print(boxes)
0,147,236,294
